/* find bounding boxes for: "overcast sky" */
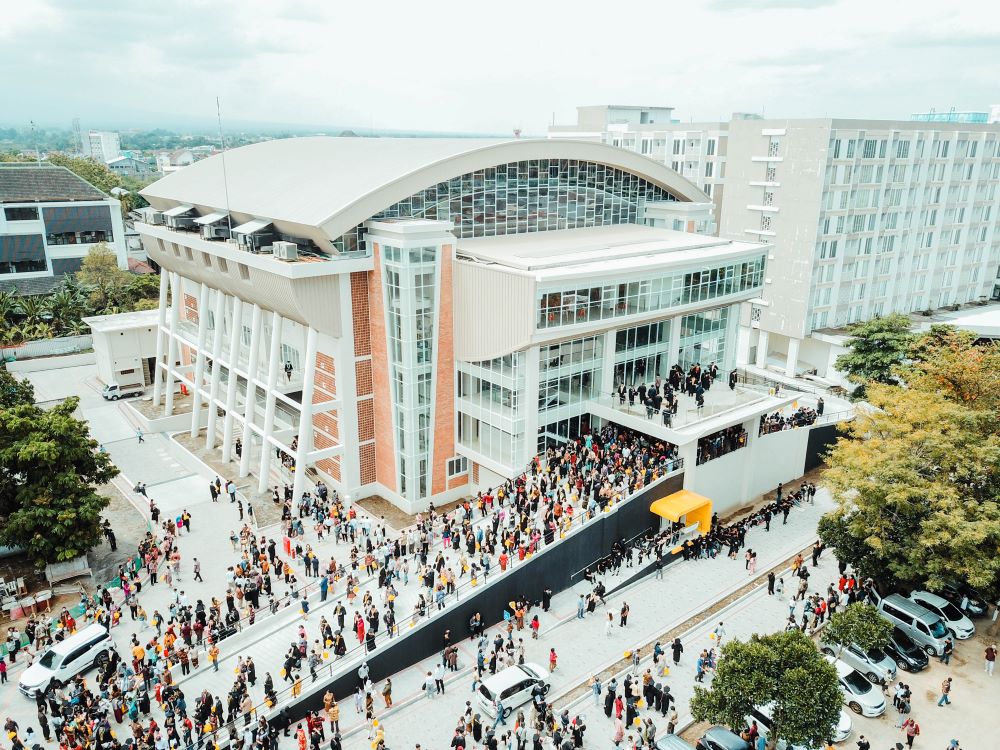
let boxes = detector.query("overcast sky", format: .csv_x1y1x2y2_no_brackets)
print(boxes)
4,0,999,135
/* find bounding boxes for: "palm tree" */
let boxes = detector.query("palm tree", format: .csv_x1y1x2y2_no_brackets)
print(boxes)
16,295,50,327
48,287,87,331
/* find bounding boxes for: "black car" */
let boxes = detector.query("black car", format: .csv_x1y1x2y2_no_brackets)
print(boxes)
938,582,988,618
885,626,929,672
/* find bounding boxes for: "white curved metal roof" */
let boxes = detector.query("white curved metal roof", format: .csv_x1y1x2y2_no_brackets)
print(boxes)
141,136,710,243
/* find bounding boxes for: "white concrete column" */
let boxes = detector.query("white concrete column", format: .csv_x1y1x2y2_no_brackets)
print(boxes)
151,272,169,405
785,336,800,378
189,283,211,437
291,326,319,501
335,275,361,491
736,325,752,366
238,304,263,477
521,345,541,467
755,329,770,368
600,329,616,396
257,311,284,493
205,290,228,450
163,273,181,416
668,314,683,369
221,296,244,462
678,439,698,489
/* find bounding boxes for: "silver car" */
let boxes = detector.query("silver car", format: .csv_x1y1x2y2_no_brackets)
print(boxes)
822,642,896,685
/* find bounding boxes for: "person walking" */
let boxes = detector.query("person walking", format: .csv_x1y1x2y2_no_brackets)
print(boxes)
136,428,144,443
605,611,614,637
767,572,775,595
209,644,220,672
901,717,920,748
671,637,683,665
940,638,953,665
577,595,586,619
193,558,203,582
986,643,997,676
937,676,953,706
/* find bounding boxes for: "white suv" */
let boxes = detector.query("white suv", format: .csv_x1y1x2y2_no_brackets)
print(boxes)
19,624,116,697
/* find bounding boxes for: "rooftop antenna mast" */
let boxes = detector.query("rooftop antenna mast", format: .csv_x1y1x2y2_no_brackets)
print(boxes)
216,97,233,238
30,120,41,166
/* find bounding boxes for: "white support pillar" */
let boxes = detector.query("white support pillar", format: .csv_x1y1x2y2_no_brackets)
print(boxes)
238,304,263,477
678,439,698,489
521,345,541,468
257,311,284,493
668,314,683,369
755,329,770,368
221,296,244,462
189,283,211,437
784,336,800,378
205,290,227,450
151,272,169,406
600,329,616,397
291,326,318,502
163,273,181,416
335,275,361,491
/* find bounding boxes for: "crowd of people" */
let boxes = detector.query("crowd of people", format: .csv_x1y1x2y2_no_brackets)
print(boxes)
615,362,731,425
758,403,821,435
695,425,748,465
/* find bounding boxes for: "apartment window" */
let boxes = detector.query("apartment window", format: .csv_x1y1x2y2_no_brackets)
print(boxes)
846,140,856,158
970,140,978,158
832,139,841,159
855,283,866,300
863,139,877,159
760,215,772,232
765,166,777,182
704,183,713,197
941,140,950,158
672,140,683,155
763,191,774,206
705,162,714,177
4,206,39,221
671,161,680,172
640,139,651,155
767,138,780,157
872,302,884,317
707,139,716,156
879,140,888,158
819,240,838,258
446,456,468,477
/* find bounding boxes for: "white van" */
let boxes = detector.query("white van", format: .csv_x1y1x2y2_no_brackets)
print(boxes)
18,624,116,697
476,663,550,719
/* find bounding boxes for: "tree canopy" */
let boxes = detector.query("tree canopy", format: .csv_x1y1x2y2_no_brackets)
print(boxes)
834,313,914,395
691,630,842,748
821,602,893,658
0,397,118,566
0,367,35,409
820,328,1000,599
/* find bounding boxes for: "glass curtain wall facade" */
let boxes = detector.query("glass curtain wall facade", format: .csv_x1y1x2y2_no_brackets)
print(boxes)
334,160,679,254
536,335,603,451
382,245,439,501
678,306,731,370
456,353,525,469
614,321,671,388
537,254,766,328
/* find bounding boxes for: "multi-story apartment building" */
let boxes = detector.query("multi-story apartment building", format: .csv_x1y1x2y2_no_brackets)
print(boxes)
554,108,1000,378
723,118,1000,376
549,105,730,228
81,130,122,164
0,164,128,294
135,136,779,514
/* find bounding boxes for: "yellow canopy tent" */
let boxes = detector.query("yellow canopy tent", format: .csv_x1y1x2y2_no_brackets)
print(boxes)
649,489,713,535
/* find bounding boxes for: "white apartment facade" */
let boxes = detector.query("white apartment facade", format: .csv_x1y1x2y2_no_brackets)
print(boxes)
722,118,1000,377
549,105,730,228
82,131,122,163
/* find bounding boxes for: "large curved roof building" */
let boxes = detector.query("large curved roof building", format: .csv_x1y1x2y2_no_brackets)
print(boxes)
137,137,768,512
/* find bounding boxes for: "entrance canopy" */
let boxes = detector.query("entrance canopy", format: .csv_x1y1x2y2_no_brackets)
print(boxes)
650,489,712,534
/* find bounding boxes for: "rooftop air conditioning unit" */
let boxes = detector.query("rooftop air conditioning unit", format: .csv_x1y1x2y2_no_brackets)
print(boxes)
272,241,298,261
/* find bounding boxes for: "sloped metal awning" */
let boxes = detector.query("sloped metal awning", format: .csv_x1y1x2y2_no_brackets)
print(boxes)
161,204,193,217
232,218,272,235
193,211,228,225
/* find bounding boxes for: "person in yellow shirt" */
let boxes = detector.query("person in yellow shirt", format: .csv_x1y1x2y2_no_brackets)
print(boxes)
291,672,303,698
208,644,220,672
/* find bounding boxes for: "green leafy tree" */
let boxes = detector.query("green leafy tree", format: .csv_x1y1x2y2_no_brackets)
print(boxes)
821,603,893,661
0,367,34,409
835,313,914,396
76,243,132,312
0,397,118,566
820,382,1000,598
691,630,842,748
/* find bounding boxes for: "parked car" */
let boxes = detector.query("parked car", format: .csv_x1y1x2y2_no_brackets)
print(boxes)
884,627,929,672
821,641,896,684
696,727,750,750
908,590,975,639
657,736,697,750
19,624,117,697
476,663,549,719
877,594,950,656
745,702,853,749
824,655,886,717
937,582,988,618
